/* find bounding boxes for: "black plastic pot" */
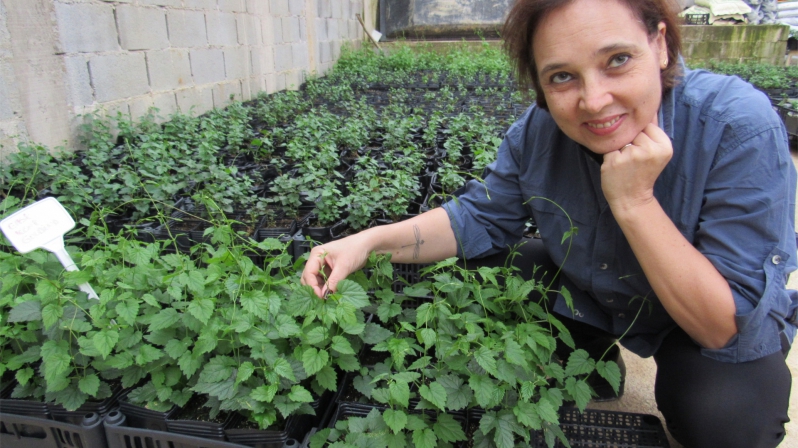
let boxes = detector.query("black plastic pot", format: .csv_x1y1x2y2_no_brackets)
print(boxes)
165,396,240,440
48,381,125,424
117,391,176,432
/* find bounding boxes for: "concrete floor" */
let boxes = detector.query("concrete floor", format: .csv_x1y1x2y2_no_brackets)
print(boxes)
584,148,798,448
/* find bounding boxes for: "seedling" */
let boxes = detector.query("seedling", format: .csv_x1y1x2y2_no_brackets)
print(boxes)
0,197,99,299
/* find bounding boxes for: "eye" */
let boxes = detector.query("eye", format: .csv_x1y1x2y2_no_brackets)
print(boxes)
609,54,631,68
550,72,572,84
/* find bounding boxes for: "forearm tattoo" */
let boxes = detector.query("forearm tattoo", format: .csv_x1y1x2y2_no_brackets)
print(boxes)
400,224,425,260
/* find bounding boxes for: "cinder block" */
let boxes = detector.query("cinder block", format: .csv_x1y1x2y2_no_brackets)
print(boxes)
282,17,300,43
261,17,274,45
184,0,218,9
341,1,349,19
219,0,246,12
331,0,341,18
315,18,327,41
189,48,226,84
152,92,178,118
224,47,249,79
128,95,154,120
54,3,118,53
175,86,214,115
138,0,182,6
241,78,252,101
99,101,131,122
207,11,239,46
285,70,301,90
318,0,331,18
212,81,242,108
0,63,14,120
289,0,304,15
147,49,193,91
276,72,287,91
239,14,261,45
264,73,277,94
246,0,264,14
274,44,293,72
252,47,275,74
117,6,169,51
248,76,263,97
299,17,306,39
349,19,358,39
331,39,341,60
270,0,290,16
89,52,150,102
318,40,331,63
272,17,284,44
63,55,94,108
291,42,308,69
327,18,339,39
167,9,208,48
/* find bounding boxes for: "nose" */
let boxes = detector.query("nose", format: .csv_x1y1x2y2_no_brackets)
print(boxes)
579,74,612,114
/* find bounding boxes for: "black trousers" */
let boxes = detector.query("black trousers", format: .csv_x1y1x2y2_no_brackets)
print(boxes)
464,238,793,448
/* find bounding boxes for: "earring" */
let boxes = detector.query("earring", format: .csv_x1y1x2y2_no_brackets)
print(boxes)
661,59,667,68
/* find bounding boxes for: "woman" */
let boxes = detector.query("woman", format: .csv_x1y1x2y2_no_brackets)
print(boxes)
302,0,796,445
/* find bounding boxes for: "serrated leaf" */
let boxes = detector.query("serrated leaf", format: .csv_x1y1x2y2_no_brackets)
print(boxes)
92,330,118,360
383,408,407,434
79,374,100,396
252,384,278,403
412,428,437,448
474,346,498,376
185,270,205,294
302,347,329,376
565,349,595,376
273,358,296,381
362,323,393,345
149,308,181,332
165,339,190,360
377,302,402,322
419,382,447,411
596,360,622,395
331,336,355,355
337,280,369,308
336,354,360,372
417,328,436,348
41,340,71,390
115,300,139,325
276,314,301,337
236,362,255,384
514,401,542,430
53,385,88,411
136,344,163,365
504,339,525,366
536,396,559,424
288,385,313,403
241,290,271,319
433,413,466,443
178,351,203,377
8,300,42,322
565,377,592,411
41,303,63,329
15,367,34,386
388,381,410,408
439,374,471,411
469,375,499,409
316,365,338,391
188,298,214,324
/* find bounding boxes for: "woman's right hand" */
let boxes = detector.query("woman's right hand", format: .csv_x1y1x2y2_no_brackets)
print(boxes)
300,233,373,298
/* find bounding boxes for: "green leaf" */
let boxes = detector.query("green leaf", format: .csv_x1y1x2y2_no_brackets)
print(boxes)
8,300,42,322
504,339,525,366
565,377,592,411
336,354,360,372
115,300,139,325
474,346,498,376
79,374,101,396
383,408,407,434
178,351,203,377
53,385,88,411
514,401,542,430
288,385,313,403
41,303,63,329
419,382,447,411
93,330,118,359
252,384,278,403
316,365,338,391
199,358,235,383
15,367,34,386
596,360,622,395
165,339,190,360
536,396,559,424
302,347,329,376
41,340,71,390
565,349,595,376
469,375,500,409
362,323,392,345
185,270,205,294
149,308,181,332
412,428,437,448
417,328,436,348
337,280,369,308
241,290,271,319
188,298,214,324
236,362,255,385
433,413,466,443
135,344,163,365
7,346,41,370
331,336,355,355
388,381,410,408
276,314,301,337
439,374,471,411
273,358,296,381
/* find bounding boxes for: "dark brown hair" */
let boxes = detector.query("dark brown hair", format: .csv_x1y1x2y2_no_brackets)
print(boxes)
503,0,683,110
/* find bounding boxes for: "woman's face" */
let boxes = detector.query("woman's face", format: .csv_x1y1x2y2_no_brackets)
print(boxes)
533,0,668,155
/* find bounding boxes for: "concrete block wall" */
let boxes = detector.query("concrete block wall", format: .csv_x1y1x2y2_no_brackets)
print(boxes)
0,0,365,155
681,24,789,65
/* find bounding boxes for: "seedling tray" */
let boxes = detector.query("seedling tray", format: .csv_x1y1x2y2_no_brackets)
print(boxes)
0,411,107,448
529,407,670,448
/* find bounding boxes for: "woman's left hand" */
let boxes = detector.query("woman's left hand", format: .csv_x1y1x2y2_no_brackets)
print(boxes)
601,114,673,215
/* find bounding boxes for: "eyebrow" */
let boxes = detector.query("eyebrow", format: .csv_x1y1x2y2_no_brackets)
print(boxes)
538,42,638,77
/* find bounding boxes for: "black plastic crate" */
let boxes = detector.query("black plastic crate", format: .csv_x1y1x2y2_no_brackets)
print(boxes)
529,407,670,448
0,411,107,448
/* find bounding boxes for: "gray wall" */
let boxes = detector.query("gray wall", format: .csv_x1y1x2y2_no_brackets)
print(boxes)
0,0,365,157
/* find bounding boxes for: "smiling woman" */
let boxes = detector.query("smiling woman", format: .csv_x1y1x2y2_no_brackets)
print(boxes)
301,1,797,447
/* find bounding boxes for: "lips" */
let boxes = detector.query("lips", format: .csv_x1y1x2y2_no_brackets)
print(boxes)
584,114,624,136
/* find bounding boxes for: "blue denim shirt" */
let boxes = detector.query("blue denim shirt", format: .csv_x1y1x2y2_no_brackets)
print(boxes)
444,67,798,362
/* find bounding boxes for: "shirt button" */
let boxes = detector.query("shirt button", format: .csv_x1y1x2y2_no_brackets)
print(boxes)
772,255,782,265
618,313,626,319
606,298,614,303
599,263,608,270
